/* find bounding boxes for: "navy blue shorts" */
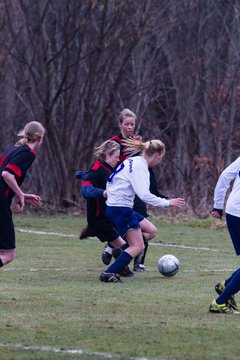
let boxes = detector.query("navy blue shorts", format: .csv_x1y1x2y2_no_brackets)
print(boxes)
226,213,240,255
106,206,144,237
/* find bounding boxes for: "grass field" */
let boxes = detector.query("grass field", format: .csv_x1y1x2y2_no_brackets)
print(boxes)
1,214,240,360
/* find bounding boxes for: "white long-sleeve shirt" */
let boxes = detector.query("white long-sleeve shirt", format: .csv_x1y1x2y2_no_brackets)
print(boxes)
106,156,170,208
214,156,240,217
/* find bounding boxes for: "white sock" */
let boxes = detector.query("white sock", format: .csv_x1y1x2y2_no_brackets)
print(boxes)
106,246,113,255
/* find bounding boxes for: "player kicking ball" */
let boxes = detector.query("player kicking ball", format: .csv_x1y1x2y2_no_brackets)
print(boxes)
99,138,185,282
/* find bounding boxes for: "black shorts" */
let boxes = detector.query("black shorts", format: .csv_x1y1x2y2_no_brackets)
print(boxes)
88,217,119,243
0,189,15,251
133,195,148,217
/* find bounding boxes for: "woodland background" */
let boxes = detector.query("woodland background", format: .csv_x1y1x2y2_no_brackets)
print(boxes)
0,0,240,217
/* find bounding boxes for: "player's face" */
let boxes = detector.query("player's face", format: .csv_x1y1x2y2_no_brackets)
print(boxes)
119,117,136,138
106,150,120,167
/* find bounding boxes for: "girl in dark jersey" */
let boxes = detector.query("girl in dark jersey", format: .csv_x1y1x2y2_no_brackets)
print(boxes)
0,121,45,268
78,140,133,280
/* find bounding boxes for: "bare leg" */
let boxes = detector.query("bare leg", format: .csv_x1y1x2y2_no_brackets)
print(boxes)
0,249,16,266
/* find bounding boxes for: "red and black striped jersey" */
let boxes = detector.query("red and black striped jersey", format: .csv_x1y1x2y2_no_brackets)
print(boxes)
0,145,36,203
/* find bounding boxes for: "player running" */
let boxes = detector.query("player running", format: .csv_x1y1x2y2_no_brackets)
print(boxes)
99,138,185,283
0,121,45,268
77,140,134,279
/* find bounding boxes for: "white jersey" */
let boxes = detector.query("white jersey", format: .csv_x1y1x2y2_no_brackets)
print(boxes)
106,156,170,208
214,156,240,217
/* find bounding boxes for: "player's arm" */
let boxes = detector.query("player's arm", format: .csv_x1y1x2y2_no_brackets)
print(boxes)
81,181,106,199
2,171,24,200
2,171,41,211
75,170,92,180
131,164,184,208
212,157,240,217
131,165,170,207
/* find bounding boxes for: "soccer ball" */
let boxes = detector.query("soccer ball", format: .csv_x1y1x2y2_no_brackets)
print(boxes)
157,254,179,277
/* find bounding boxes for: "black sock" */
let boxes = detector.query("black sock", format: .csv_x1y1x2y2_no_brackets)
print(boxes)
140,239,149,265
0,258,4,267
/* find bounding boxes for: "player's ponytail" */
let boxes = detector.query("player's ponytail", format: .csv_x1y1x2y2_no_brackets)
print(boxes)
15,121,45,146
122,138,165,157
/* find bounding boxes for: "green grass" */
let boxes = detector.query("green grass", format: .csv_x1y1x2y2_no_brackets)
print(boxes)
1,215,240,360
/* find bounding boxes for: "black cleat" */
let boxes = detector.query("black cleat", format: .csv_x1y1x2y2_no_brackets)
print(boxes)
133,263,147,272
118,266,134,277
99,272,121,283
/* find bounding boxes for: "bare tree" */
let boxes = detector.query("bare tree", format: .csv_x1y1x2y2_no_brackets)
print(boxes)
1,0,240,216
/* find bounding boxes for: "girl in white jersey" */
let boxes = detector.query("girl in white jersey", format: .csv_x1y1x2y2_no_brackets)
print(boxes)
99,138,185,283
209,157,240,313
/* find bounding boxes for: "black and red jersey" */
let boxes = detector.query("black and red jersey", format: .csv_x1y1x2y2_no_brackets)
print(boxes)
0,145,36,204
81,160,113,221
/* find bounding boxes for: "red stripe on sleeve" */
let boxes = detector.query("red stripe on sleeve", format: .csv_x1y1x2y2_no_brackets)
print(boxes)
5,164,22,178
81,181,93,187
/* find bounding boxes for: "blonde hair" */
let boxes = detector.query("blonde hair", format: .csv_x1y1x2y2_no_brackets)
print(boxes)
119,108,137,124
16,121,45,146
95,140,120,162
122,138,165,157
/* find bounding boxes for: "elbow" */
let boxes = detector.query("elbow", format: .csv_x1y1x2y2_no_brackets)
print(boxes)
2,171,10,180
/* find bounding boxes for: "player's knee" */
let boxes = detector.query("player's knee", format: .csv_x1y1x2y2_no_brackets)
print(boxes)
149,225,157,239
131,243,144,255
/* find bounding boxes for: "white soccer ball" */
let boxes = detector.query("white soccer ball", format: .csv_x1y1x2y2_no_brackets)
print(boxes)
157,254,179,277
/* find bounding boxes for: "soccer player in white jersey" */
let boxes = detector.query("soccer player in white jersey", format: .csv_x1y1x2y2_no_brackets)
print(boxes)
99,138,185,283
209,157,240,313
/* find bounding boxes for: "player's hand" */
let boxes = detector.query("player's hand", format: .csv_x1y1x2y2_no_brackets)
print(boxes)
169,198,185,208
212,208,223,219
24,194,41,206
13,194,25,213
13,202,23,213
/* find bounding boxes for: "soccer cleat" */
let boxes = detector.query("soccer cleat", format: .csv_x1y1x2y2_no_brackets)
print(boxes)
215,281,239,311
101,245,113,265
99,272,121,283
118,266,134,277
209,299,233,314
133,263,147,272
